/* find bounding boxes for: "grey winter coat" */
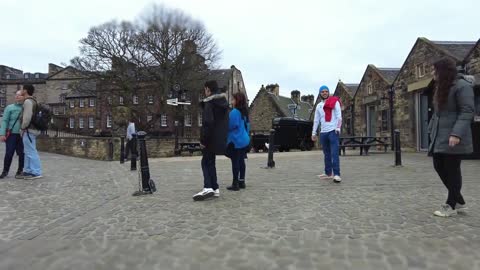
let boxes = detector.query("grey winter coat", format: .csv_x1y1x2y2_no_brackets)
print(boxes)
428,75,475,154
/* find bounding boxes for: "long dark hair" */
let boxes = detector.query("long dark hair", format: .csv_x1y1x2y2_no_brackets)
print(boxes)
433,58,457,111
233,92,248,119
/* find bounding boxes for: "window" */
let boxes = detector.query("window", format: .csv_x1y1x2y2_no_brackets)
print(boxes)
367,83,373,95
69,117,74,129
147,114,153,122
147,95,154,104
35,74,40,79
53,107,59,115
198,112,202,127
89,117,94,129
63,107,66,115
184,113,192,127
0,98,5,108
79,99,85,108
106,115,112,128
161,114,167,127
6,74,10,79
24,74,29,79
61,83,68,91
60,95,65,103
416,63,426,78
89,99,95,107
70,100,75,108
119,96,124,105
133,95,139,105
79,118,84,129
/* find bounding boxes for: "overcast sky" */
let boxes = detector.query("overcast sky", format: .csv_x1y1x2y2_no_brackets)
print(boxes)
1,0,479,100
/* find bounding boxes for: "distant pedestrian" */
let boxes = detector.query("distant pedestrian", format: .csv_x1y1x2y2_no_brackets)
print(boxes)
312,85,342,183
193,80,229,201
429,58,475,217
125,118,136,159
226,92,250,191
0,90,25,179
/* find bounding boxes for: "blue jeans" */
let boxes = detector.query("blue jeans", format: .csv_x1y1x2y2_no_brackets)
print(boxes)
320,130,340,176
2,134,24,174
201,150,218,190
22,132,42,176
230,148,246,181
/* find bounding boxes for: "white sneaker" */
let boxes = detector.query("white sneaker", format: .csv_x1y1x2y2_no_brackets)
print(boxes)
214,189,220,197
434,204,457,217
333,175,342,183
456,203,467,212
193,188,215,201
317,174,332,179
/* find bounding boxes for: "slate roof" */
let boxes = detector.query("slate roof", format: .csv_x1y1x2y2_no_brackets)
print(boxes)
376,68,400,84
431,41,477,61
268,92,313,120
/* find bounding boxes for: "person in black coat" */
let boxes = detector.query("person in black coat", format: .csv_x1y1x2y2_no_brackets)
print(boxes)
193,80,229,201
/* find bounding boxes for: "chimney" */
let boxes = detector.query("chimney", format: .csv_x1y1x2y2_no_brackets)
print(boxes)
291,90,300,104
266,84,280,96
48,63,63,76
308,95,315,106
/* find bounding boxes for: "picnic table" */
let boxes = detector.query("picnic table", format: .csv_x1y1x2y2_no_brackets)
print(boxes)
339,136,390,156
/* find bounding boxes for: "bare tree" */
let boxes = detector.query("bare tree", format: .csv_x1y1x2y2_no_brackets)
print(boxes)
71,4,221,133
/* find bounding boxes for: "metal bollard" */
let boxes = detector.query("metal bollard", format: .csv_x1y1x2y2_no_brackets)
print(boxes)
130,134,137,171
267,129,275,168
132,131,156,196
120,137,125,164
394,129,402,166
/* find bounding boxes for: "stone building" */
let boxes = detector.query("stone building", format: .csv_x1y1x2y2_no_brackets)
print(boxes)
353,65,399,138
392,37,477,150
332,81,358,136
249,84,314,132
65,87,97,134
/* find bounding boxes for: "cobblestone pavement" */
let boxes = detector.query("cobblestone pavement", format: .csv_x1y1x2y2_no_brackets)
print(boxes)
1,144,480,270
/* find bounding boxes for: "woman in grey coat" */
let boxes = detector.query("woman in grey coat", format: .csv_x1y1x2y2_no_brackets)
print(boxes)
428,58,475,217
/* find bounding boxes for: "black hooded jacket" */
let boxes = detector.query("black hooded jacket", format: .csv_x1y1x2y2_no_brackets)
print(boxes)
200,93,229,154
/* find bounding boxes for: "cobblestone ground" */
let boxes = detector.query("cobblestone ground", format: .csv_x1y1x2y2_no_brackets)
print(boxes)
1,144,480,270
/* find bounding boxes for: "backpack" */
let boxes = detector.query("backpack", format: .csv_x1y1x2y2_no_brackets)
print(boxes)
26,98,52,131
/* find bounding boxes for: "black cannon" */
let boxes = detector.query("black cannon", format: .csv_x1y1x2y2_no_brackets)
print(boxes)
272,117,314,152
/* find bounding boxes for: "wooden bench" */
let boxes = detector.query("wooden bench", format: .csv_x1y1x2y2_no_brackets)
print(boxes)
339,136,390,156
176,142,202,155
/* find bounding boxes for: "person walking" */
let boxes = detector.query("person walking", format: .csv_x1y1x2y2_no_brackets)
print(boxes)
193,80,229,201
125,118,136,160
429,58,475,217
226,92,250,191
0,90,25,179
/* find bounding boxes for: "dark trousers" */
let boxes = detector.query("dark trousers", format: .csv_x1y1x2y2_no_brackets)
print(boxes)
201,150,218,190
125,138,136,158
231,148,246,181
433,153,465,209
3,134,24,174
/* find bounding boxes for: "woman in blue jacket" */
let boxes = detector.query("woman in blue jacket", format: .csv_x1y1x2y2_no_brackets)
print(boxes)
226,92,250,191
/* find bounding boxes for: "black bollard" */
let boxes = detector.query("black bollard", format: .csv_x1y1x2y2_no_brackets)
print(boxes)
394,129,402,166
130,134,137,171
132,131,156,196
120,137,125,164
267,129,275,168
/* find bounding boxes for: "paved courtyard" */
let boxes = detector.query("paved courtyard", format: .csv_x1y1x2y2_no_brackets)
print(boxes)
1,144,480,270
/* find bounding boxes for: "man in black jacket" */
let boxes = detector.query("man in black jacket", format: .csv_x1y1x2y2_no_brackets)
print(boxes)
193,80,229,201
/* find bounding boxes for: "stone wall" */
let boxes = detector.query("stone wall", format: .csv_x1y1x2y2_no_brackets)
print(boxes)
249,88,282,132
466,44,480,75
37,136,177,160
354,66,390,137
334,83,355,135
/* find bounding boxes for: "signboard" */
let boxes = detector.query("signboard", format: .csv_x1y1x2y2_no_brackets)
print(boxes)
166,98,191,106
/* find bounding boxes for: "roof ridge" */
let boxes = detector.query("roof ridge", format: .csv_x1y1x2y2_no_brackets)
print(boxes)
431,40,477,45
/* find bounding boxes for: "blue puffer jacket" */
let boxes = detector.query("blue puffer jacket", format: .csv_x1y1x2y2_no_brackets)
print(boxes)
227,108,250,149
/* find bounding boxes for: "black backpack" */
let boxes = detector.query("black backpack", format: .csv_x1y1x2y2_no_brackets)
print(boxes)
27,98,52,131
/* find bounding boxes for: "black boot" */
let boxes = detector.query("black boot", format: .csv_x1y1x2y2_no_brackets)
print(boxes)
238,179,246,189
226,179,240,191
0,172,7,179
